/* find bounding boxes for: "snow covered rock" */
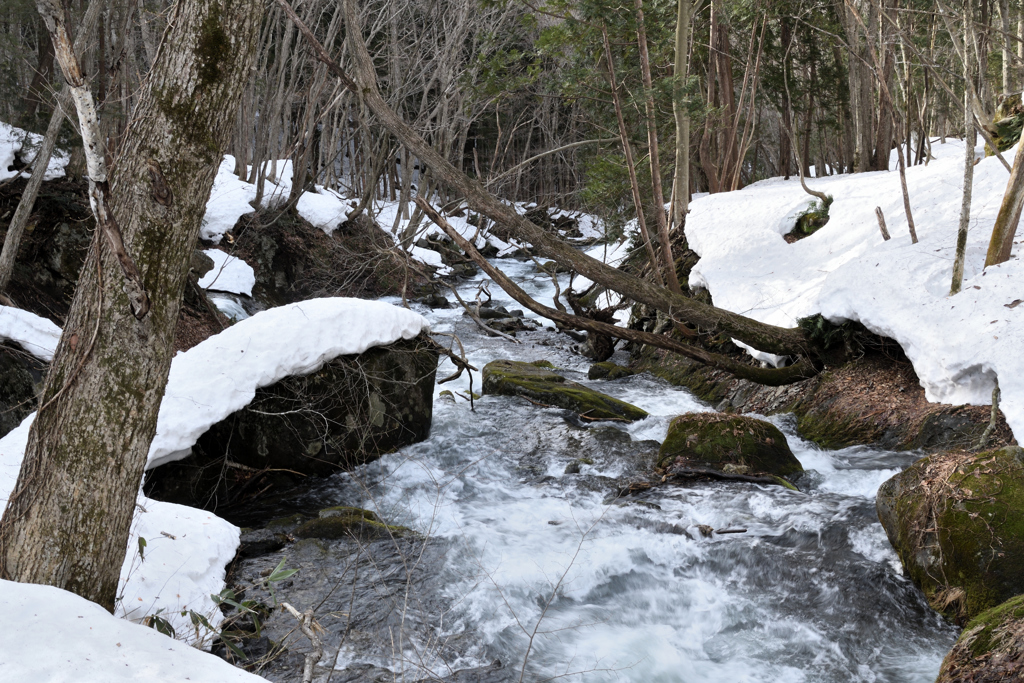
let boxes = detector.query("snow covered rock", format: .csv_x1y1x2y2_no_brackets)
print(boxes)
149,298,430,469
146,333,438,506
197,248,256,296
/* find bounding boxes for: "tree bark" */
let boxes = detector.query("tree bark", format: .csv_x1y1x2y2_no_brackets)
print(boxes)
670,0,692,229
285,0,812,358
985,132,1024,266
0,0,262,610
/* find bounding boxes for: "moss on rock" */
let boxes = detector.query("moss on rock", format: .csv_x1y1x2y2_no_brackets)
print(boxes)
936,594,1024,682
482,359,648,422
292,506,411,540
876,446,1024,622
657,413,802,479
588,362,636,381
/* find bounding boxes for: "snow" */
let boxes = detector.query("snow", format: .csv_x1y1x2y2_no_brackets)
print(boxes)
148,297,430,468
0,416,241,649
0,580,265,682
0,297,427,668
0,305,62,360
685,138,1024,440
199,156,256,243
0,121,69,181
197,249,256,296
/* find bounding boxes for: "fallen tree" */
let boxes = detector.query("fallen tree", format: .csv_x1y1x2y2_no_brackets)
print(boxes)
277,0,825,384
416,199,817,385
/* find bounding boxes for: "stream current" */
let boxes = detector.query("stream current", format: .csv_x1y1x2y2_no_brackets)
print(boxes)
242,257,959,682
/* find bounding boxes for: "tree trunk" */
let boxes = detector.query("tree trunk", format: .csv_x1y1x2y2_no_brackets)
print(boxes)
952,6,977,296
0,0,262,611
985,131,1024,266
670,0,691,229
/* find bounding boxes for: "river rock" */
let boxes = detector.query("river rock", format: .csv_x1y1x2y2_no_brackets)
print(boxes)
482,359,648,421
876,446,1024,622
588,361,635,381
144,334,438,508
657,413,802,480
293,506,412,540
936,594,1024,682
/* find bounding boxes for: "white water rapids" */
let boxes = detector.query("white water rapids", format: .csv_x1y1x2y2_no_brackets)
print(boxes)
326,258,957,682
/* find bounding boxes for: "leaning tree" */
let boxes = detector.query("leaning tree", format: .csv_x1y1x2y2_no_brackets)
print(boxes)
0,0,263,610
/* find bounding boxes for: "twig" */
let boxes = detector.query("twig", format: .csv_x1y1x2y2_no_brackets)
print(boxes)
281,602,324,683
875,207,891,241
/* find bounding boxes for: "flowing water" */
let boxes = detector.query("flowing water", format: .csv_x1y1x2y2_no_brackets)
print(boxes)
243,258,959,682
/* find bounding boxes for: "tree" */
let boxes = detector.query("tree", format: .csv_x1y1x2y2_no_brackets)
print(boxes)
0,0,263,610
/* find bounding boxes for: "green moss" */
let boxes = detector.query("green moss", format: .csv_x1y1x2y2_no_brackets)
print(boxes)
482,359,648,421
266,513,308,529
658,413,803,479
196,5,230,86
588,362,635,381
530,360,556,369
879,447,1024,621
292,506,411,540
962,594,1024,658
795,410,881,449
632,347,730,405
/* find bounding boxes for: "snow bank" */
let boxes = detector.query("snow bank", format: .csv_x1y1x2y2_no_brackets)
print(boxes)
0,305,61,360
0,580,264,682
685,139,1024,439
0,121,69,182
197,248,256,296
149,297,430,468
0,416,241,648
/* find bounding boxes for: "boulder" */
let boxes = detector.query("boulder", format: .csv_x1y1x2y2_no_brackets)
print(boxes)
293,506,412,540
588,362,635,381
936,594,1024,682
876,446,1024,622
482,359,647,422
657,413,802,480
144,335,438,509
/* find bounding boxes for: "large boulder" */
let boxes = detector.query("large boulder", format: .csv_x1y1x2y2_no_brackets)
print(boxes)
876,446,1024,622
657,413,802,480
482,359,648,422
144,335,438,508
936,594,1024,682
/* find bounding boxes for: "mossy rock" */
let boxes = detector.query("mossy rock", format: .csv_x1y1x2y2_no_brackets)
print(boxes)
876,446,1024,622
482,359,648,422
657,413,802,479
588,362,636,381
936,594,1024,682
292,506,411,540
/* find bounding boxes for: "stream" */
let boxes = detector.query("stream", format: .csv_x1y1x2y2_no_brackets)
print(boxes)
231,257,959,682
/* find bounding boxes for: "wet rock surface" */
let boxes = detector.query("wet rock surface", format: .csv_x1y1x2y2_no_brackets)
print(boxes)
877,446,1024,622
481,359,648,422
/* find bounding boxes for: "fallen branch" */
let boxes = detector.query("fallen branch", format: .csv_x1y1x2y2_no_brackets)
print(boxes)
416,198,817,386
281,602,324,683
